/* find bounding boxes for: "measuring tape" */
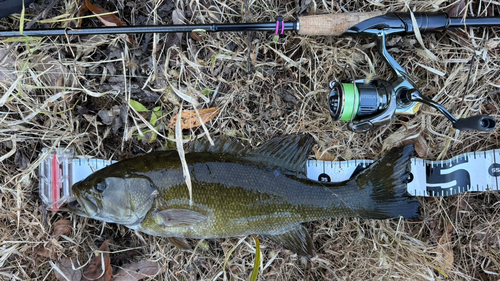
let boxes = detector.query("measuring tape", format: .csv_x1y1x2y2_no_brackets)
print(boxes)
306,149,500,197
39,148,500,211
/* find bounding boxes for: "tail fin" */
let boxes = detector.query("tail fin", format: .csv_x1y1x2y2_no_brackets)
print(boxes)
352,144,420,219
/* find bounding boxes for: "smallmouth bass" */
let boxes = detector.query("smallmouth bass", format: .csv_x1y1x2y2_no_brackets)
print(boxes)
69,134,420,256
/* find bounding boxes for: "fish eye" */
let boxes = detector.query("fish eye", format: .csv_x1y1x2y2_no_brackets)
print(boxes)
95,182,106,193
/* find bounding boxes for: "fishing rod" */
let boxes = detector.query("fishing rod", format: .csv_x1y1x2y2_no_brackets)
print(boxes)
2,11,498,132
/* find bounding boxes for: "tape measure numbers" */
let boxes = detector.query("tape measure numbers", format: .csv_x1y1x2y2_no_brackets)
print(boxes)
306,149,500,197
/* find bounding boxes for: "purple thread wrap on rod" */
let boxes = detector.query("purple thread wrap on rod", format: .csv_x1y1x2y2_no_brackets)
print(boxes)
275,16,284,34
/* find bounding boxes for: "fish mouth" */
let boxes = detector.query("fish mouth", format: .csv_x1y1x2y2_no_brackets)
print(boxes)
68,197,98,217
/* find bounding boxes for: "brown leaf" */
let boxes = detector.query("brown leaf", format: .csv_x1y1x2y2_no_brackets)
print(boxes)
413,135,429,158
31,55,75,89
54,257,82,281
435,222,454,276
113,261,163,281
168,107,220,129
190,32,203,41
35,245,57,260
14,150,29,170
312,147,337,161
77,0,89,28
446,0,467,17
110,250,140,265
382,127,429,158
82,240,112,281
84,0,134,45
52,220,72,238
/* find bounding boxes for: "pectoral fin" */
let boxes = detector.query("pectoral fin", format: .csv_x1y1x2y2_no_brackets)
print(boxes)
265,224,314,258
153,209,207,227
167,237,192,250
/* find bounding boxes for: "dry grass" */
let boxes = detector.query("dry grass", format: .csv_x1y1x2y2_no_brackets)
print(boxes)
1,0,499,280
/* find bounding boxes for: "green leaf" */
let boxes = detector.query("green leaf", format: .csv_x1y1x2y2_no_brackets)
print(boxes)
129,99,149,112
222,238,246,281
249,236,261,281
150,107,162,126
136,129,149,141
149,131,157,143
197,240,210,251
164,129,176,150
201,88,211,96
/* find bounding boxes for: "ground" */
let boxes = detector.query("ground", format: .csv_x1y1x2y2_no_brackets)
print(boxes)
0,0,499,280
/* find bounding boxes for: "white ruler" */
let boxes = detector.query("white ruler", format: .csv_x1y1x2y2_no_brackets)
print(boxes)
40,148,500,211
306,149,500,197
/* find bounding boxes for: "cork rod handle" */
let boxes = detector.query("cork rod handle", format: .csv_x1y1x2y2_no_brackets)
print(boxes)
298,12,386,36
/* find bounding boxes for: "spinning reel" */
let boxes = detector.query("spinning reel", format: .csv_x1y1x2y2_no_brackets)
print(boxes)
328,13,497,133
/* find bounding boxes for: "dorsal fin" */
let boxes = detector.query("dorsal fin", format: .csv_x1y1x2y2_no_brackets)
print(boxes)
244,134,315,173
188,136,246,155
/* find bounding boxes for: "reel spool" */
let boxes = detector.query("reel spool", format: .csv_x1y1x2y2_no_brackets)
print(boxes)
329,79,393,132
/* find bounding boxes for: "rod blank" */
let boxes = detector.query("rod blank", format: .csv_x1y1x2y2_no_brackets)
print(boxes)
0,22,298,38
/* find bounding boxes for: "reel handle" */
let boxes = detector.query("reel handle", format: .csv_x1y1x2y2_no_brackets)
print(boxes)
404,90,496,132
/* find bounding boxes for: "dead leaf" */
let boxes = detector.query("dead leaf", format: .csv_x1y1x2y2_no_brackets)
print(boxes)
14,151,29,170
110,250,140,265
191,32,203,41
98,109,119,125
54,257,82,281
84,0,134,45
299,0,315,14
312,147,337,161
382,127,429,158
446,0,467,17
31,55,75,89
82,240,112,281
77,0,89,27
167,107,220,129
113,260,163,281
52,220,72,238
435,222,454,276
97,105,127,133
35,245,57,260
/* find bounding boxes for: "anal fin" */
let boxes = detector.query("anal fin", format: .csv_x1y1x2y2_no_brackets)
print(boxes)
265,224,313,258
